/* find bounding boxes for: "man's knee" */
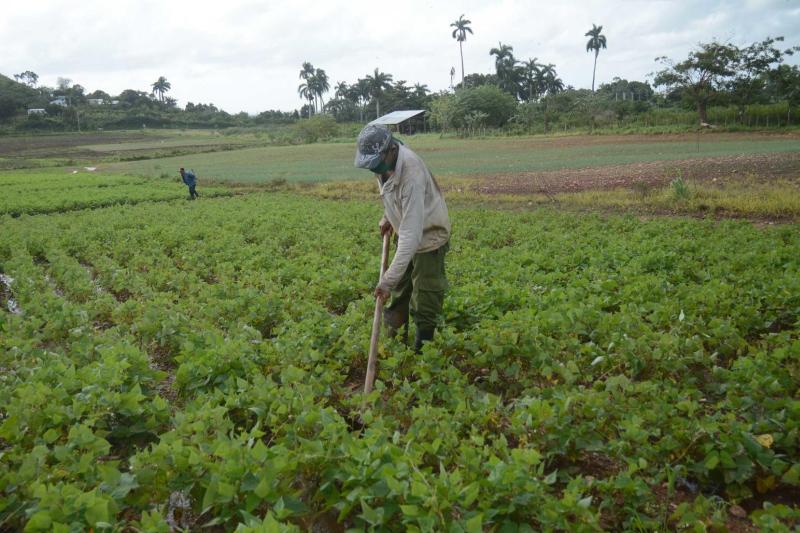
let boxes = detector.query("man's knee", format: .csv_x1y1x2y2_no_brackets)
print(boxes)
412,289,445,331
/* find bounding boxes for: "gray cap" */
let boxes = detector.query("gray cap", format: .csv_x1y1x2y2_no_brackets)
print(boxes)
354,124,392,170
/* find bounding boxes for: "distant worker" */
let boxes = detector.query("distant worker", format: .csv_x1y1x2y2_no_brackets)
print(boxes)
354,124,451,353
179,167,199,200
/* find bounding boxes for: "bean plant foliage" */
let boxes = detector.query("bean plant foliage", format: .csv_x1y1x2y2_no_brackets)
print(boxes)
0,188,798,531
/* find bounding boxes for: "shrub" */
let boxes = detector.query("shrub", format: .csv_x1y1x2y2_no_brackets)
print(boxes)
453,86,517,128
293,115,338,143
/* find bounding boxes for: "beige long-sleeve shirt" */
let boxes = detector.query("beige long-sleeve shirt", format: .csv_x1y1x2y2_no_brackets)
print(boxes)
377,144,451,292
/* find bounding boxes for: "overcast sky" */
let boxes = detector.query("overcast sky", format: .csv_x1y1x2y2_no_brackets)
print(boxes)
3,0,799,114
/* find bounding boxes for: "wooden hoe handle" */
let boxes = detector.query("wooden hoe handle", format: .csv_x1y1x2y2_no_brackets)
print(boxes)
363,232,391,398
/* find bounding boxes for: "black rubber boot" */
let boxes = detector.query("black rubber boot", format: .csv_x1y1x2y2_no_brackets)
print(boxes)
414,328,434,354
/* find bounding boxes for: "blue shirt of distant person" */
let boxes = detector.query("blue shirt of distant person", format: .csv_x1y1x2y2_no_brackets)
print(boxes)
179,167,199,200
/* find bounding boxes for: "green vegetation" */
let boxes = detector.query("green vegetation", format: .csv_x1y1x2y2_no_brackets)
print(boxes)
3,31,798,137
0,170,231,216
107,133,800,183
1,176,799,530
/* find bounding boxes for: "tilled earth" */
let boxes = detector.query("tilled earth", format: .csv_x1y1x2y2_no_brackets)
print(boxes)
471,151,800,195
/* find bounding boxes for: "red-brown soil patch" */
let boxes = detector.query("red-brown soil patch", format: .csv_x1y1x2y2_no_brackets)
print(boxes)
470,152,800,195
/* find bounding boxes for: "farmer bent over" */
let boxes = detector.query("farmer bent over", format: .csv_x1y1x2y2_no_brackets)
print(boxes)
355,124,451,353
179,167,199,200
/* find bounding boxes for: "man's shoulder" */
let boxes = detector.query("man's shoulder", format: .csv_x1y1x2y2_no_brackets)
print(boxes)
397,145,429,181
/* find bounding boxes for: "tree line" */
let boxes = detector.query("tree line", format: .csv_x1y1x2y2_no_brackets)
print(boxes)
1,16,798,135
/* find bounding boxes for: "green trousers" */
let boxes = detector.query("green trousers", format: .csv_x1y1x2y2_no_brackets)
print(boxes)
384,241,449,333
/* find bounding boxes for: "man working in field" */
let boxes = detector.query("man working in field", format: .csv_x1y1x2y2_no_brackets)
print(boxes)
179,167,199,200
355,124,451,353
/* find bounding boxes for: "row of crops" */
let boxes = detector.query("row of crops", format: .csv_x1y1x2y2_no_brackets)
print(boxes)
1,187,799,530
0,171,231,216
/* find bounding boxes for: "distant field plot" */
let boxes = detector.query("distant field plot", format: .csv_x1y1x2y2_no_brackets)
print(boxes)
0,170,231,216
107,142,363,182
0,130,266,169
107,132,800,183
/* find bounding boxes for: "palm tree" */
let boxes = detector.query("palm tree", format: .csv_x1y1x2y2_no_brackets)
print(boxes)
537,64,565,96
523,58,542,101
151,76,171,102
365,68,393,119
299,61,315,82
297,82,314,118
490,42,519,96
299,62,319,114
450,14,473,88
353,78,372,122
585,24,607,92
335,81,349,99
310,68,330,113
413,83,429,98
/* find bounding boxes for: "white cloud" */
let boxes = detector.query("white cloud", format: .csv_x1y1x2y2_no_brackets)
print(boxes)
1,0,798,113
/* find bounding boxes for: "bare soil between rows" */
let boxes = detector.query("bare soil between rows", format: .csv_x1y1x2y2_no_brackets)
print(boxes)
469,151,800,195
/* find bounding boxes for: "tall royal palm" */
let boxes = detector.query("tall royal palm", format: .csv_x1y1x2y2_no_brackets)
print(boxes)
297,82,314,118
311,68,330,113
353,78,372,122
299,62,316,114
365,68,393,119
450,14,473,88
523,58,542,101
585,24,607,92
299,62,315,82
151,76,171,102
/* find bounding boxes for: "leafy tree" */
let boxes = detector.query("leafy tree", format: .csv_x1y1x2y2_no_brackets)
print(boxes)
654,41,738,123
119,89,154,107
13,71,38,87
151,76,171,102
597,78,654,105
727,36,798,114
87,89,111,101
0,96,18,120
765,64,800,105
429,92,458,132
652,38,794,123
450,14,473,88
458,73,499,89
585,24,607,92
453,85,517,127
365,68,393,118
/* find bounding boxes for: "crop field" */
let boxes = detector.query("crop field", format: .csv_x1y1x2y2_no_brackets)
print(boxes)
104,132,800,185
1,161,799,531
0,130,267,170
0,170,232,216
